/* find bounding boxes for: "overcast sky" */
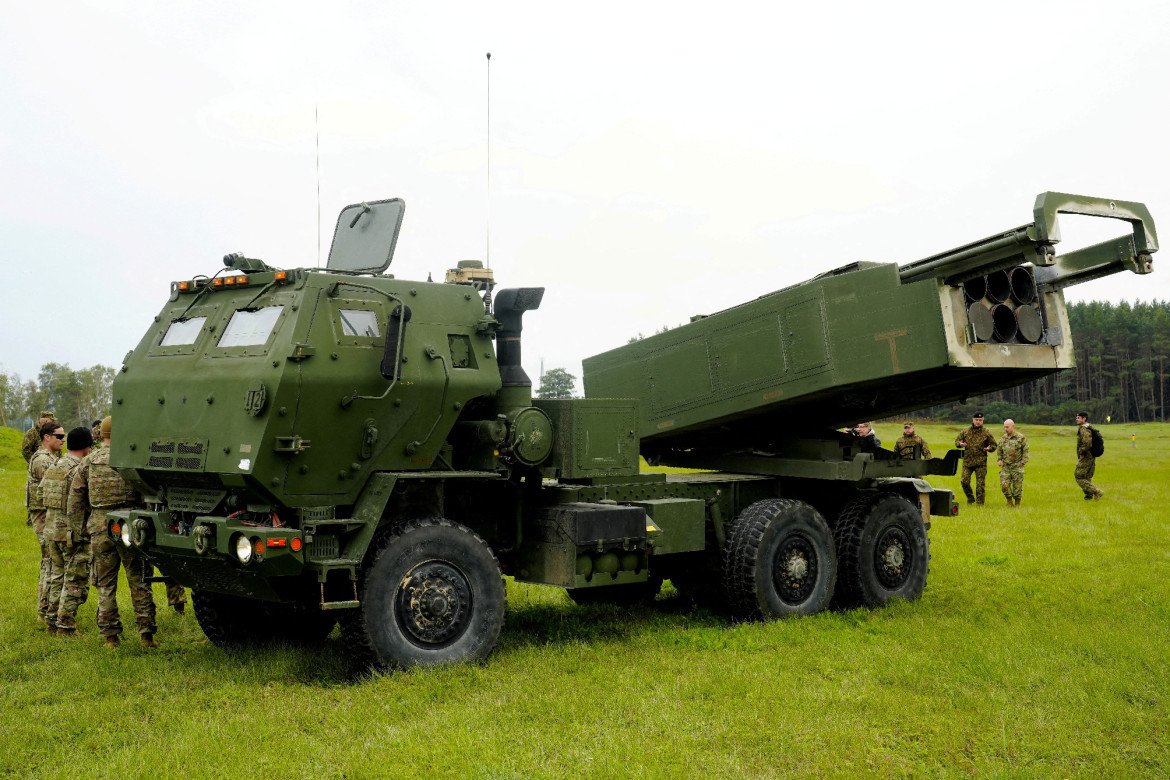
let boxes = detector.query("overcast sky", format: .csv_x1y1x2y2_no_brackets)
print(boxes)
2,0,1168,388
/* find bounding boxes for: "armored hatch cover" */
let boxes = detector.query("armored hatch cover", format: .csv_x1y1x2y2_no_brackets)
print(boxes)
326,198,405,274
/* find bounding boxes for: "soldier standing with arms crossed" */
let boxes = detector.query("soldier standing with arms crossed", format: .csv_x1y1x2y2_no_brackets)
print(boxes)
1075,412,1104,500
68,416,160,648
997,418,1030,506
40,427,93,635
955,412,997,505
27,421,63,623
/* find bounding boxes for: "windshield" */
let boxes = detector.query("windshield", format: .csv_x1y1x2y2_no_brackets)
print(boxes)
218,306,284,348
160,317,207,346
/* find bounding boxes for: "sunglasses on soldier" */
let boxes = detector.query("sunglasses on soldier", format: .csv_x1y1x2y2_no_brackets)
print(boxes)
50,433,66,439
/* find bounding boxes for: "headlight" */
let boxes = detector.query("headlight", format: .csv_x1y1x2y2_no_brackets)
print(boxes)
120,522,133,546
235,535,254,564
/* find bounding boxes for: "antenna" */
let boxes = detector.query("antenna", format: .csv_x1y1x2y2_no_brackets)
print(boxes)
315,103,322,268
486,52,491,269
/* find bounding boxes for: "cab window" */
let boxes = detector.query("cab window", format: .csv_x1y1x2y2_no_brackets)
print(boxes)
218,306,284,348
160,317,207,347
339,309,379,337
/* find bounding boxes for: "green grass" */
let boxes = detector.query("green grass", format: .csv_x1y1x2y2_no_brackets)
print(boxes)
1,423,1167,778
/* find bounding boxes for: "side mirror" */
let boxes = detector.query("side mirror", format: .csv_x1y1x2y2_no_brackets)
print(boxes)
380,305,412,380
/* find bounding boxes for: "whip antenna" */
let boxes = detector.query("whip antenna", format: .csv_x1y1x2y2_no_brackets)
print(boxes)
486,52,491,269
316,103,322,268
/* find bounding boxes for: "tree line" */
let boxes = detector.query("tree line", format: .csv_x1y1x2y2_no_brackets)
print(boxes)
0,363,115,432
910,300,1170,424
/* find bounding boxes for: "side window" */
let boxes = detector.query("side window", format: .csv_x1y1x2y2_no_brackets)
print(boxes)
217,306,284,348
159,317,207,347
339,309,380,337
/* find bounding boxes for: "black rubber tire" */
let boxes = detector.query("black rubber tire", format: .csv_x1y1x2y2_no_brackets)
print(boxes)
566,577,663,606
262,601,338,648
832,492,930,610
668,572,731,613
723,498,836,620
192,590,275,648
193,590,336,648
340,517,505,671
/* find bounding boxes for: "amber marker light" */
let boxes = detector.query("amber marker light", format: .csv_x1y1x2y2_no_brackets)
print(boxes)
253,539,266,555
234,276,248,285
212,278,223,287
111,522,121,535
177,281,190,291
224,277,236,285
275,271,288,282
290,537,303,552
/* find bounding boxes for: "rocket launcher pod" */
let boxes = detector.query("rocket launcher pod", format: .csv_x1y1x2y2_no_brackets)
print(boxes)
582,192,1157,467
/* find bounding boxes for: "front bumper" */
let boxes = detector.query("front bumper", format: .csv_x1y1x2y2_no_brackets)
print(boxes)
107,508,307,599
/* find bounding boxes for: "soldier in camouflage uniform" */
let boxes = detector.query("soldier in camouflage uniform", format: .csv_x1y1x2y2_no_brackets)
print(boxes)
40,427,93,635
164,578,188,614
997,418,1030,506
21,411,56,462
894,422,933,459
954,411,997,505
26,421,64,622
68,416,158,648
1075,412,1104,500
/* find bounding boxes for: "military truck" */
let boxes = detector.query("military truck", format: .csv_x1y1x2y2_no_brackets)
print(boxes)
107,192,1156,669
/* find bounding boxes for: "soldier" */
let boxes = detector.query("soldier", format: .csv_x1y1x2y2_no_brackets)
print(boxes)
853,422,880,448
165,579,188,615
27,421,64,622
90,419,104,449
997,418,1030,506
68,416,159,648
894,422,933,460
1075,412,1104,500
40,426,93,635
954,411,997,505
22,411,56,462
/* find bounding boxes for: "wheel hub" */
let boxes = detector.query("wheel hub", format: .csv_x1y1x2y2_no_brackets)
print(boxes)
396,561,471,647
773,535,818,605
874,526,912,589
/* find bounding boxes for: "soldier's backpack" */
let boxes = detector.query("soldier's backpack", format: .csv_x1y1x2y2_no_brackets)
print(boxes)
1089,427,1105,458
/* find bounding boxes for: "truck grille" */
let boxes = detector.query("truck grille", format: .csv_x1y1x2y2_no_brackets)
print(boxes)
307,535,339,561
166,487,227,514
148,438,208,471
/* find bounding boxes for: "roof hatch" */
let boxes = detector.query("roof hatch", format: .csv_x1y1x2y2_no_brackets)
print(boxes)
326,198,405,274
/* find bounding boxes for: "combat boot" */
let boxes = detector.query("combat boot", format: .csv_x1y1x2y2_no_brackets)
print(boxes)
1007,498,1014,507
1014,498,1021,506
140,634,159,648
46,625,58,636
57,628,77,638
104,636,120,649
1094,490,1104,500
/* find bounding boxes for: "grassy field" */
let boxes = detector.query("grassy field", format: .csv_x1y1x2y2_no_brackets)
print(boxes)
0,422,1166,778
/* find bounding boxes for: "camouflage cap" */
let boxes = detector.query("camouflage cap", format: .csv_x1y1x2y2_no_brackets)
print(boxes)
40,410,56,419
99,416,112,440
903,421,914,427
